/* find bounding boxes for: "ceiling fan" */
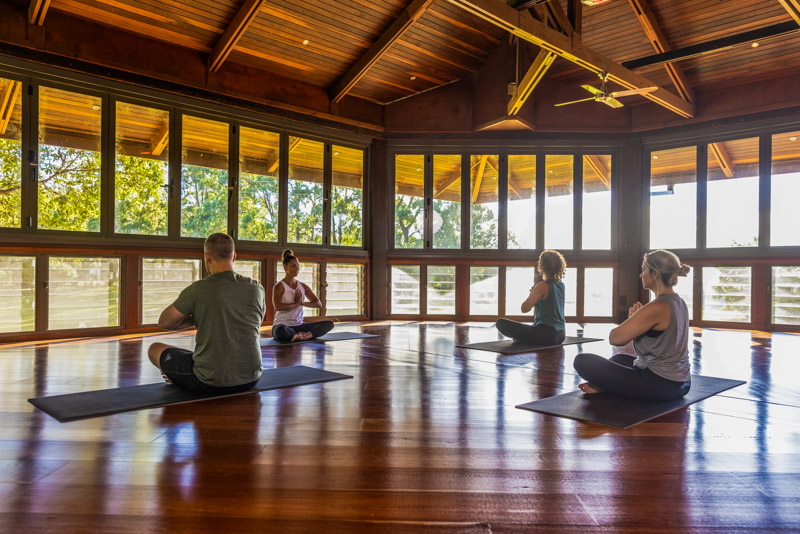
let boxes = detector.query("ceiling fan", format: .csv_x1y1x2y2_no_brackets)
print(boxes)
555,72,657,108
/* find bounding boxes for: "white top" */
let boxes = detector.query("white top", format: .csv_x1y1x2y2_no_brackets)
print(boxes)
273,280,305,327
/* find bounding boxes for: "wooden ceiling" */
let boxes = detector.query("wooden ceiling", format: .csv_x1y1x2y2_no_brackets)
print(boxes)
29,0,798,113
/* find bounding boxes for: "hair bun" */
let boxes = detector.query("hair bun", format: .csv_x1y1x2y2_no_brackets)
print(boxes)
282,249,294,259
678,264,691,277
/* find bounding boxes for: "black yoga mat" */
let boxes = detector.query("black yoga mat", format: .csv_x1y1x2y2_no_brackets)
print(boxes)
457,336,603,354
260,331,377,346
29,365,352,422
516,375,746,428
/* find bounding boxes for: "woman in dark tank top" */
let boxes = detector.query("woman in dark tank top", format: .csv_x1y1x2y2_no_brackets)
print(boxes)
573,249,692,401
495,249,567,346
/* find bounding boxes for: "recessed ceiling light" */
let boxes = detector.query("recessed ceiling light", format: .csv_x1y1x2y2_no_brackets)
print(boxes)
652,155,659,159
302,39,309,45
790,136,798,141
410,76,417,81
751,42,759,48
333,151,339,155
92,105,100,110
416,168,421,172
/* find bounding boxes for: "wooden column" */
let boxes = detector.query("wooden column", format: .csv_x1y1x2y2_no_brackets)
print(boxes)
369,139,388,320
617,138,644,322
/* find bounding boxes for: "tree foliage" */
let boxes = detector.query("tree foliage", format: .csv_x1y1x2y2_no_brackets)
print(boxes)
180,164,228,238
38,145,101,232
0,138,21,228
115,155,168,235
239,173,279,242
288,179,323,244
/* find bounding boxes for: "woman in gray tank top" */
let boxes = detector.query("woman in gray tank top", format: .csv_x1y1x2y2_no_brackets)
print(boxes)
573,250,692,401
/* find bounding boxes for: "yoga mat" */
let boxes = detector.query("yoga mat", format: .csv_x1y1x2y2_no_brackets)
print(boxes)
260,331,377,346
29,365,352,422
516,375,746,428
457,336,603,354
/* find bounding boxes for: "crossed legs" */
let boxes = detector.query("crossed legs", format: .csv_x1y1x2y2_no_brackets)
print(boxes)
272,320,335,343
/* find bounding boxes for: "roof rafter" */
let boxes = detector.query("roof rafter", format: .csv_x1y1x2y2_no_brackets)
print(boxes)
0,81,21,135
508,48,556,115
584,155,611,188
446,0,694,118
28,0,50,25
330,0,436,104
778,0,800,25
209,0,267,73
709,142,735,178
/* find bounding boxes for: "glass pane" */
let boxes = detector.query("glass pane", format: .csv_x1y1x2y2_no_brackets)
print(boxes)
235,259,261,282
0,256,35,333
505,266,536,316
469,266,498,315
391,265,420,314
49,257,120,329
470,155,499,249
707,138,759,247
427,265,456,315
582,155,611,250
0,78,22,229
650,146,696,249
702,266,751,323
114,102,169,235
545,155,573,249
181,115,228,238
394,154,424,249
141,258,202,325
38,86,102,232
239,126,279,242
771,130,800,246
673,265,694,320
772,266,800,325
275,260,319,316
507,155,536,249
332,145,363,247
564,267,577,316
288,136,323,245
327,263,365,316
433,154,461,249
585,267,613,317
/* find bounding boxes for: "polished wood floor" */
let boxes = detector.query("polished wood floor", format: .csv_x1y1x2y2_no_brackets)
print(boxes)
1,322,798,533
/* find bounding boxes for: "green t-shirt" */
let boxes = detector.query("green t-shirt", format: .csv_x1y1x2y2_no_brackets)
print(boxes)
172,270,266,386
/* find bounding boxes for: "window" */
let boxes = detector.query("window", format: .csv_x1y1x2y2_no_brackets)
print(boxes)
38,86,102,232
707,137,759,247
49,257,120,329
469,266,498,315
391,265,420,314
507,155,536,249
433,155,461,249
673,265,694,320
584,267,613,317
0,77,22,229
772,266,800,325
650,146,696,249
141,258,202,325
505,266,536,316
0,256,35,332
288,136,323,245
326,263,365,316
582,155,612,250
181,115,228,238
394,154,424,249
771,130,800,246
331,145,363,247
470,155,499,249
427,265,456,315
114,102,169,236
239,126,279,242
545,155,573,249
235,260,261,282
564,267,577,316
702,266,751,322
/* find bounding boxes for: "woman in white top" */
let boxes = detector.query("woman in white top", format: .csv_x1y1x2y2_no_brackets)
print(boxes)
271,249,334,343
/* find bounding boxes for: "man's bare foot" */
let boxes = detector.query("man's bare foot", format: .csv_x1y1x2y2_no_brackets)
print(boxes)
161,372,173,384
578,382,601,394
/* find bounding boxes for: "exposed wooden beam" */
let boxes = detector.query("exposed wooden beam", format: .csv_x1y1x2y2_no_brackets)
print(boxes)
471,155,489,203
778,0,800,26
507,176,523,200
150,121,169,157
28,0,50,25
542,0,572,36
446,0,694,118
268,136,302,173
709,142,735,178
584,155,611,188
508,48,557,115
330,0,436,103
628,0,694,103
0,81,21,135
567,0,582,35
208,0,267,73
433,170,462,199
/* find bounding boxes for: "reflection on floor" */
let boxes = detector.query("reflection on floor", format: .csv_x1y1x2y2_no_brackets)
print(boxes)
1,322,799,532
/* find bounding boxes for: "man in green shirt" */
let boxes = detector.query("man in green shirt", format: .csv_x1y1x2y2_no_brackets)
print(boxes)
147,233,266,394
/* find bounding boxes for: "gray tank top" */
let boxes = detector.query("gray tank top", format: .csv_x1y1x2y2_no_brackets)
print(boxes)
633,293,691,382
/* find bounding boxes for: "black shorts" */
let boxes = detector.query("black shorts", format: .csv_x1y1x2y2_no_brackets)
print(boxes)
160,347,259,395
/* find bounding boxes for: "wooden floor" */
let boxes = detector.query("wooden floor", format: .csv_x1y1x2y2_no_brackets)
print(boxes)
1,322,799,533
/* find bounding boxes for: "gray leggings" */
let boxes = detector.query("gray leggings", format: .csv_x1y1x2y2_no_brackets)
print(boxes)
272,320,334,343
573,353,691,401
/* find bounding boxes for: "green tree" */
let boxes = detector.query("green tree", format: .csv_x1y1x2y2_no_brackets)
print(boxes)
395,194,424,248
239,172,279,241
115,155,168,235
180,164,228,238
0,138,21,228
332,184,362,246
38,145,101,232
288,179,323,244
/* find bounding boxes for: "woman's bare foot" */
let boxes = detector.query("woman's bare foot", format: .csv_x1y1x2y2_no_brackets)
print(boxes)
291,331,313,342
578,382,601,394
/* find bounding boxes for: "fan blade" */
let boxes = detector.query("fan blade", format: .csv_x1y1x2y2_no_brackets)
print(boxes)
581,84,604,96
609,87,657,98
554,97,596,107
602,97,624,108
